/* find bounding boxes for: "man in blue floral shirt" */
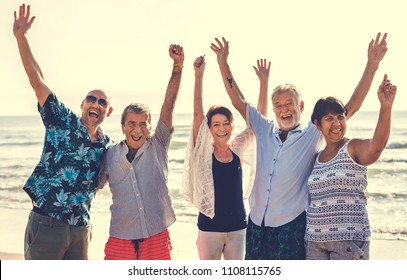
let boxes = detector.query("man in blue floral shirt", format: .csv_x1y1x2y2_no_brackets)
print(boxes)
13,4,113,259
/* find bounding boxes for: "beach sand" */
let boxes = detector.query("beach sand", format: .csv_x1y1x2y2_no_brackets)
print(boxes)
1,207,406,260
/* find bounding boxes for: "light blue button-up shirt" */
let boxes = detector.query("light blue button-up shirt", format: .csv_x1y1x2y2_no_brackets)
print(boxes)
247,104,324,227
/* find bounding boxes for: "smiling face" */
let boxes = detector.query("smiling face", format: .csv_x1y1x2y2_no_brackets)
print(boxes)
121,111,151,152
316,113,347,144
209,113,233,144
272,90,304,132
311,96,348,144
80,89,112,128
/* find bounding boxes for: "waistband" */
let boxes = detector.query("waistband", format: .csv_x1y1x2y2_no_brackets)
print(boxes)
29,209,69,227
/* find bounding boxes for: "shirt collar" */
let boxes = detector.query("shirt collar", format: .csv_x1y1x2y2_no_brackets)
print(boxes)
274,123,304,135
77,117,105,142
120,138,150,161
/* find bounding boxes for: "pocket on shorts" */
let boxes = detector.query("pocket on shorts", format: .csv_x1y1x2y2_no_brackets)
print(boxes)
346,241,367,260
26,219,46,247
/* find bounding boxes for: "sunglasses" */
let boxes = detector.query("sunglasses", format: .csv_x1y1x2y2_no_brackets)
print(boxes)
85,95,109,107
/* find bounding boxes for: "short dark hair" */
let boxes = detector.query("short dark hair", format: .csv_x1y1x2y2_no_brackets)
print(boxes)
121,103,151,125
206,105,234,127
311,96,347,125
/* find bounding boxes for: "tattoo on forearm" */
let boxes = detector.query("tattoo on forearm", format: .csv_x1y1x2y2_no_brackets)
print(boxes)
227,77,233,88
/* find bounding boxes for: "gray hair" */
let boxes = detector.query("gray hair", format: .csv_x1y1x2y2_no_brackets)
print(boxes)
271,83,302,104
120,103,151,125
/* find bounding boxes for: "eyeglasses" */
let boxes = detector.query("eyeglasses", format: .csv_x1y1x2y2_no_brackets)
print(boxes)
85,95,109,107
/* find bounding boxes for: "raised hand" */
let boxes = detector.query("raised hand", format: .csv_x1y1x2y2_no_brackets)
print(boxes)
378,74,397,106
169,44,184,65
13,4,35,37
368,32,388,65
253,59,271,81
210,37,229,63
194,55,206,74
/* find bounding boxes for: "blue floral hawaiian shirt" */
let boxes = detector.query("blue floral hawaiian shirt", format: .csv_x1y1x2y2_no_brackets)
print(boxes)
23,93,111,226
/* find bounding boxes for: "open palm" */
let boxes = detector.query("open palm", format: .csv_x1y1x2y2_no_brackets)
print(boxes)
368,32,387,64
13,4,35,37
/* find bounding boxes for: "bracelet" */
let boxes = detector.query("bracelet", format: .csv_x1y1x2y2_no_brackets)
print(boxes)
173,63,184,68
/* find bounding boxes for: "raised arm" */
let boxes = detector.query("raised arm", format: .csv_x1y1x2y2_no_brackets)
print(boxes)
13,4,50,107
192,55,206,146
159,44,184,130
253,58,271,117
345,32,388,119
210,37,248,120
350,74,396,166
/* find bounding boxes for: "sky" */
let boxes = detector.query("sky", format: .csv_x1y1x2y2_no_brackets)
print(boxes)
0,0,405,117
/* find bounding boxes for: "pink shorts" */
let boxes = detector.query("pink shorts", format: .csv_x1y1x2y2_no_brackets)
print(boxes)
104,229,172,260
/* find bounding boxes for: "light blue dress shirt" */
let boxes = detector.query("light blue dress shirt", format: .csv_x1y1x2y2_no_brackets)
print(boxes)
247,104,324,227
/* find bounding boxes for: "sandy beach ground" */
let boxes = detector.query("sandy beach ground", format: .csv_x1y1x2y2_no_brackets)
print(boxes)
1,207,406,260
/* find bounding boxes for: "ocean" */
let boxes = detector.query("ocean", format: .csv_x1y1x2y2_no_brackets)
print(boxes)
0,111,406,241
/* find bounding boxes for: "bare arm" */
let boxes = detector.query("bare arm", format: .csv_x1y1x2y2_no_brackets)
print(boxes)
210,37,247,120
350,74,396,166
159,44,184,130
192,55,205,146
13,4,50,107
345,32,388,119
253,58,270,117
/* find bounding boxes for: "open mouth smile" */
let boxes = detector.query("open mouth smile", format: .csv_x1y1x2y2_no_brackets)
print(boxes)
88,109,100,119
131,134,143,142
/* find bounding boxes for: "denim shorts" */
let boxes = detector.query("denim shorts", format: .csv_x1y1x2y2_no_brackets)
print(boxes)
305,240,370,260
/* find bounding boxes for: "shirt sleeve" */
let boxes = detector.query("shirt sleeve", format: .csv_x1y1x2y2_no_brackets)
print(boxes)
246,103,273,135
38,92,73,127
153,120,174,150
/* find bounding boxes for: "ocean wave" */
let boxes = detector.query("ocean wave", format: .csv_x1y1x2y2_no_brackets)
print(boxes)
169,159,185,164
379,158,407,163
0,175,25,184
0,164,30,170
372,229,407,240
386,142,407,149
169,140,187,150
368,167,407,176
0,183,25,192
0,141,42,147
367,192,407,200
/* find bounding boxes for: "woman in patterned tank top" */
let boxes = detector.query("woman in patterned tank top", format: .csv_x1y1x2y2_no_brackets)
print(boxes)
305,75,397,260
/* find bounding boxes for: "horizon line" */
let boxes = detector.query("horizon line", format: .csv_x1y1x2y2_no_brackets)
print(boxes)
0,109,405,117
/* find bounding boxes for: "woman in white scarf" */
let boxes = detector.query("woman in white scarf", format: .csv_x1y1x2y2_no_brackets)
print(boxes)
181,55,270,259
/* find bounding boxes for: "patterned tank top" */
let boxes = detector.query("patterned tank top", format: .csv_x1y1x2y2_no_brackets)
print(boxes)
305,140,370,242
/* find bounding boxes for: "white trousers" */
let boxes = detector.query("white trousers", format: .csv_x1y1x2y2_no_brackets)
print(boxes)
196,228,246,260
